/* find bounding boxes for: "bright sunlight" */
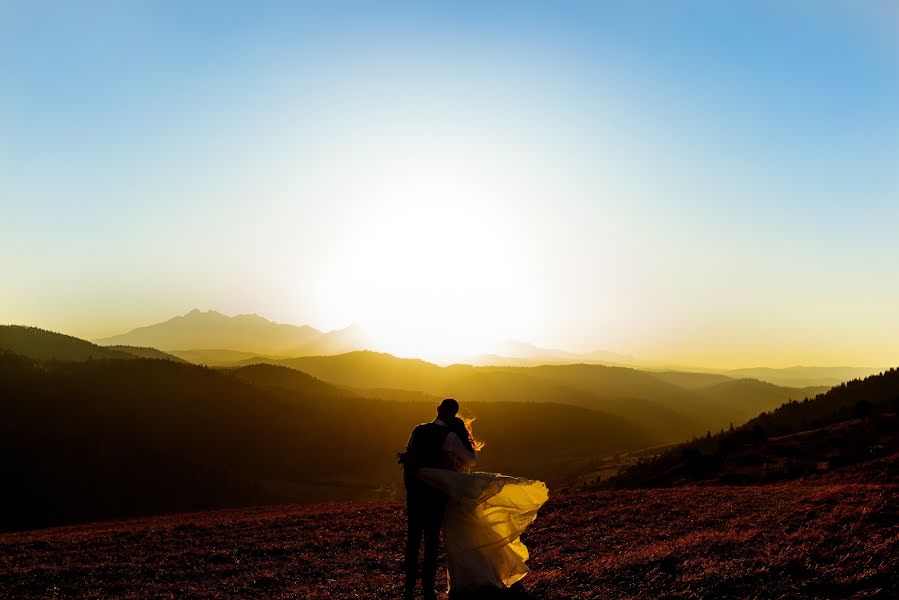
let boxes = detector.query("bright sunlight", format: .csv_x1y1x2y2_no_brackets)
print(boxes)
322,177,537,363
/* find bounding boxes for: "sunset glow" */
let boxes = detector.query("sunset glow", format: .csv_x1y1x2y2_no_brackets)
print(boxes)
319,177,538,362
2,2,899,368
4,5,899,594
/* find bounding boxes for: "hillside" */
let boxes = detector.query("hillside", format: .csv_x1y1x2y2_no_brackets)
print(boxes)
647,370,734,389
694,378,828,426
1,476,895,599
0,326,136,361
269,350,452,391
170,348,290,365
0,351,653,532
1,326,836,503
0,326,187,364
724,365,882,387
255,353,820,442
105,345,187,362
612,368,899,488
225,363,346,398
87,314,829,444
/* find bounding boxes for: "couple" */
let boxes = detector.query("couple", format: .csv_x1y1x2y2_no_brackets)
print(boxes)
399,398,549,599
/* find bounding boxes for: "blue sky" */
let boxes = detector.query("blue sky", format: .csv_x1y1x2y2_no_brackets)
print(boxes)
2,1,898,366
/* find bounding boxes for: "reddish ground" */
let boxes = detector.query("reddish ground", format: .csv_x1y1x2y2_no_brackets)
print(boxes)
1,481,896,599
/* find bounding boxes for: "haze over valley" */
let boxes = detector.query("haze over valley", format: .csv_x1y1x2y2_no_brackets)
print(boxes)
3,2,898,597
0,313,883,532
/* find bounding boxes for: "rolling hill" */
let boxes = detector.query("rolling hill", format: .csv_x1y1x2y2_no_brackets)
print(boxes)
694,378,828,426
0,324,856,532
3,325,896,600
723,365,882,387
269,350,451,391
169,348,290,365
648,370,734,389
0,325,189,364
226,363,346,397
4,324,828,443
244,352,823,441
0,342,653,532
0,325,158,362
104,345,187,362
611,367,899,487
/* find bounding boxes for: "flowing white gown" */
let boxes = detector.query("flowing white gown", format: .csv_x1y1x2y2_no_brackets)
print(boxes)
416,466,549,592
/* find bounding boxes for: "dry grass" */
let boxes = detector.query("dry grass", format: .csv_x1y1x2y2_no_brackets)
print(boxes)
1,482,896,599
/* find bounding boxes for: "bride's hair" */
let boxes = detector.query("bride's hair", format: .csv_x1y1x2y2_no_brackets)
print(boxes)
449,415,486,452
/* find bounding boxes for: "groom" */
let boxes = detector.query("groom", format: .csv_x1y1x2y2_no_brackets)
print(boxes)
400,398,475,600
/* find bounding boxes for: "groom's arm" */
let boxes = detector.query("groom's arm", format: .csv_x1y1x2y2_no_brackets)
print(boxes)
443,433,477,466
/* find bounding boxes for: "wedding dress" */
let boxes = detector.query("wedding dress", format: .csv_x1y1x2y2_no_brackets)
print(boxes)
416,464,548,593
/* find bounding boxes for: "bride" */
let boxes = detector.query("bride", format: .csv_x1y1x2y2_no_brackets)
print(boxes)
414,414,549,597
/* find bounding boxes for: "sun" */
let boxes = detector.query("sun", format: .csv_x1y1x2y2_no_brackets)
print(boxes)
322,194,536,364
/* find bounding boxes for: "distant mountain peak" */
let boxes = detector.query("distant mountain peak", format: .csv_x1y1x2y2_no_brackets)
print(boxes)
94,310,325,353
232,312,274,323
183,308,226,318
170,309,230,324
479,340,635,366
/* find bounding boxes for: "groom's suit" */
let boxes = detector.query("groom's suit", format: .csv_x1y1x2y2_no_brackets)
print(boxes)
401,419,475,599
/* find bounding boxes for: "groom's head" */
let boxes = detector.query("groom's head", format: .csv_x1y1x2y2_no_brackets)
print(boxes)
437,398,459,420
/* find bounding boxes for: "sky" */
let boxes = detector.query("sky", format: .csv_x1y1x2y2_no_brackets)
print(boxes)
2,1,899,368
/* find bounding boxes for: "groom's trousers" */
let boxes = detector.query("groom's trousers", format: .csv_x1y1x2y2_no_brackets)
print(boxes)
404,479,446,598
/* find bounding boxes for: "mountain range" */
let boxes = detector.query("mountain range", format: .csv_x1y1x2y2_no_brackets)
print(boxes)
89,310,882,389
0,326,650,530
3,324,826,444
721,366,882,388
92,309,635,367
0,323,893,533
93,309,365,356
611,366,899,488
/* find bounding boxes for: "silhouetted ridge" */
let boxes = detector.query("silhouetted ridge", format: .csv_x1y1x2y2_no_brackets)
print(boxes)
93,309,323,353
263,353,819,441
0,343,651,531
723,365,882,387
105,345,187,362
611,368,899,487
0,325,136,362
227,363,344,397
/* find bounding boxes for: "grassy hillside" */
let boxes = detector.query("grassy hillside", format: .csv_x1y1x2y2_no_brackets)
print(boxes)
269,351,453,391
1,325,858,532
225,363,346,397
647,370,734,389
171,348,290,365
0,351,652,532
611,368,899,487
0,325,135,361
0,327,185,364
694,378,829,426
1,477,895,599
724,365,882,387
254,353,819,441
106,345,187,362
